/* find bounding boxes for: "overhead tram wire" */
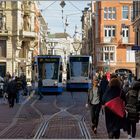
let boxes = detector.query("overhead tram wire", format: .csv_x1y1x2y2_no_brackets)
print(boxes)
68,1,82,12
40,1,57,12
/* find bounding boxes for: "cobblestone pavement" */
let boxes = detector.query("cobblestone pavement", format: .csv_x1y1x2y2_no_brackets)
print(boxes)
0,91,140,139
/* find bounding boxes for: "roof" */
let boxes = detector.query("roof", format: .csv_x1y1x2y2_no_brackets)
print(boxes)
48,33,71,38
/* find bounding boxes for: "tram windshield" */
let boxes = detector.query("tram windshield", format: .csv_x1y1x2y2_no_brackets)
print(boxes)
70,57,89,77
38,58,59,80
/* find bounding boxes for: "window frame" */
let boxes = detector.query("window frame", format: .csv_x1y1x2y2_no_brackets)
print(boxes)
99,46,115,62
104,7,116,20
122,5,129,20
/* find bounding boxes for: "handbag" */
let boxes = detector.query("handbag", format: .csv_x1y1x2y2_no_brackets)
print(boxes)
105,96,125,118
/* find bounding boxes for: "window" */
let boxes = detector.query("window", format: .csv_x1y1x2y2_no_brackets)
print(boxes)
0,2,6,8
122,26,129,37
99,46,115,62
104,7,116,20
19,42,26,58
104,26,116,37
122,6,129,19
0,40,6,57
0,13,2,29
0,62,6,77
126,47,135,62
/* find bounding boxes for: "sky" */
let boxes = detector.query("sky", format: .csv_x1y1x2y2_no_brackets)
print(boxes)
38,1,91,37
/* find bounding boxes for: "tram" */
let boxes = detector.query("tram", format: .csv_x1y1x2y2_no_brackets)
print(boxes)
66,55,92,91
32,55,63,93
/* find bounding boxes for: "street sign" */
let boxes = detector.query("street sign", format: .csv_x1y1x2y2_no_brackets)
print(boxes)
132,45,140,51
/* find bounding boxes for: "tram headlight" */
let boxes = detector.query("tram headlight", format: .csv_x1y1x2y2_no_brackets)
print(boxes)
54,81,58,85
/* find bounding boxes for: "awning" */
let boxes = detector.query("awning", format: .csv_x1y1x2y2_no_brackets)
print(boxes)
132,45,140,50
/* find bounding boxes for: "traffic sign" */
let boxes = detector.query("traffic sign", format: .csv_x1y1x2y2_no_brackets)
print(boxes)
132,45,140,50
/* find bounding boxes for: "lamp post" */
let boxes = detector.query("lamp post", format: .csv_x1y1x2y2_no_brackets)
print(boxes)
72,38,81,55
49,42,56,55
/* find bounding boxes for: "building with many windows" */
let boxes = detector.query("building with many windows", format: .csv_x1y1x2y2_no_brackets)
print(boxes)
132,1,140,79
82,1,136,74
0,1,47,82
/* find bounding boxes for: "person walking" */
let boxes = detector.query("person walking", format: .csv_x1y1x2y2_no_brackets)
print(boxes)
7,78,17,107
102,77,124,139
37,78,43,100
125,80,140,139
15,76,23,104
87,84,101,134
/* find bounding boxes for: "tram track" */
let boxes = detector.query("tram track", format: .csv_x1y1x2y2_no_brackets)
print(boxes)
33,92,91,139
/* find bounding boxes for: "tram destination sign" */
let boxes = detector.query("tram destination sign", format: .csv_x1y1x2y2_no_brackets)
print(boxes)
70,57,89,62
38,58,59,63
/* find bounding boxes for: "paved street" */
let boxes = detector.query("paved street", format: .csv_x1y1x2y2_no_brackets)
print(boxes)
0,91,140,139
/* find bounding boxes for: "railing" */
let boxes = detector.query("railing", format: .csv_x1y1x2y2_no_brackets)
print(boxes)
96,37,134,44
96,37,117,43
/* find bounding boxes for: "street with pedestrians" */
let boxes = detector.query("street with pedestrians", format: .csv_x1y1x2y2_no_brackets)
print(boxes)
0,90,139,139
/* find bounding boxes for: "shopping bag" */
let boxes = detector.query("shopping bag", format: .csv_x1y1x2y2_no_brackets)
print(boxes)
105,96,125,118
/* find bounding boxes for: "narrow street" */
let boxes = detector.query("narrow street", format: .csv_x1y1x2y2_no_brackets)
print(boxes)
0,91,139,139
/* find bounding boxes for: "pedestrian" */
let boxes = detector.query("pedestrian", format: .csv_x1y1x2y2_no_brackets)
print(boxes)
15,76,23,103
98,74,109,104
87,84,101,134
20,74,28,96
125,80,140,139
7,78,17,107
128,73,133,85
102,77,124,139
37,78,43,100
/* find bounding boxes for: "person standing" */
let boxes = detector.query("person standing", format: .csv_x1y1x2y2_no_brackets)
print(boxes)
125,81,140,139
98,75,109,104
102,78,123,139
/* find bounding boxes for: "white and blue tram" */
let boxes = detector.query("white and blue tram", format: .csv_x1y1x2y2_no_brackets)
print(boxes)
66,55,92,91
33,55,63,93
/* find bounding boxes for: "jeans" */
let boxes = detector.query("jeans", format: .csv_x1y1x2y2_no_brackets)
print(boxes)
127,120,136,138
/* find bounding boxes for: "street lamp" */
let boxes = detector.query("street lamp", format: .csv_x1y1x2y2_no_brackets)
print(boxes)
49,42,56,55
72,38,81,55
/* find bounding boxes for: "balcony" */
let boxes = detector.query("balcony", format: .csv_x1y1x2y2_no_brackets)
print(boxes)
0,30,11,37
118,37,134,45
96,37,117,44
96,37,134,45
19,30,37,38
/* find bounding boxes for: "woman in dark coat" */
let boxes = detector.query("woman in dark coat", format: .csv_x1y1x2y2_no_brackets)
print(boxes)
125,81,140,139
102,78,123,139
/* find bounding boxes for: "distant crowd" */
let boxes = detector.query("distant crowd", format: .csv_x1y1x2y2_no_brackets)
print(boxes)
0,72,28,107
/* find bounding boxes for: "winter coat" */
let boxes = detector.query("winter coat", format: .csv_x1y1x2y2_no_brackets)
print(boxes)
102,86,123,133
99,79,109,103
7,80,17,98
125,81,140,123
